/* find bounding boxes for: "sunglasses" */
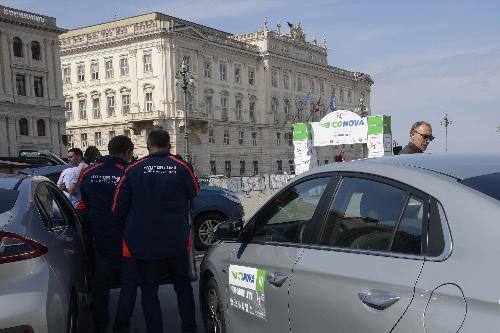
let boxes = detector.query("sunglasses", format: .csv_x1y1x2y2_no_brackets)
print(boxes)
414,131,435,141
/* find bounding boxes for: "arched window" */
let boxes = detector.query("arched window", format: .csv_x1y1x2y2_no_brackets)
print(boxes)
13,37,23,58
31,41,41,60
37,119,46,136
19,118,28,136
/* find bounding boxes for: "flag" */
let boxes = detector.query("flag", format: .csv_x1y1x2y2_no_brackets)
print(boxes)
329,96,337,112
313,97,322,113
299,93,311,112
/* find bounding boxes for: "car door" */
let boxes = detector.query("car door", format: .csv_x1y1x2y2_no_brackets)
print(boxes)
225,175,334,333
289,174,429,333
34,181,84,291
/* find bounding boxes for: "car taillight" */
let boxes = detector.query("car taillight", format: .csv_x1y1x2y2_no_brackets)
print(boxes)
0,231,48,264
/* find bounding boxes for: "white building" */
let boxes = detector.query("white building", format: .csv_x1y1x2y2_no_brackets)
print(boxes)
60,13,373,176
0,5,67,157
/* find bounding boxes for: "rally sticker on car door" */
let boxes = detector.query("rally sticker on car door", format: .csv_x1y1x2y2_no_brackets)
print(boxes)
229,265,267,319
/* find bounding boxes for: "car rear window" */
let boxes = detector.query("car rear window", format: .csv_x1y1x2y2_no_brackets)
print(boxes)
0,189,18,214
460,172,500,201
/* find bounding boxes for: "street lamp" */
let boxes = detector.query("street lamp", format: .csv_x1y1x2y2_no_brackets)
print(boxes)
175,58,195,163
356,96,369,117
440,113,453,152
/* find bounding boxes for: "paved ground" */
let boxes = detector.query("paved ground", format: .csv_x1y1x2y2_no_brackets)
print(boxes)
238,190,276,218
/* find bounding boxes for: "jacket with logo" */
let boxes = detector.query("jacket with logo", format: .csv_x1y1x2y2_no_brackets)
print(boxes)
113,151,200,259
79,155,126,254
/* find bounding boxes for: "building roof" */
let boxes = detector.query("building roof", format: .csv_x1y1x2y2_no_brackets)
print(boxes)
0,5,65,33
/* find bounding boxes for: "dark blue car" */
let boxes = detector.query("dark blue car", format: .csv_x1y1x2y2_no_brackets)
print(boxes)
19,165,244,250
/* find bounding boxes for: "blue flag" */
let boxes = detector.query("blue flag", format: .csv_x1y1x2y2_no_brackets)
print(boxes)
329,96,337,112
300,93,312,112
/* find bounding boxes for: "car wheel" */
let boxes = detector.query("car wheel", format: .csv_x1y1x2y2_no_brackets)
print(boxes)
67,292,78,333
195,213,225,251
203,278,226,333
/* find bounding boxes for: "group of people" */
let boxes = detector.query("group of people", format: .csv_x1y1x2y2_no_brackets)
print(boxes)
58,128,199,333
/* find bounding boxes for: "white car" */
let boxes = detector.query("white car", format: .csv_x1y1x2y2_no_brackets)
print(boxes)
200,153,500,332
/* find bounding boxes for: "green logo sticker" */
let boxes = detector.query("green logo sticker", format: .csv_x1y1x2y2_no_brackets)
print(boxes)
256,269,266,294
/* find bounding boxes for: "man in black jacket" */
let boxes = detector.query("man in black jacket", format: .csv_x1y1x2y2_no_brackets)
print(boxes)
113,128,199,333
79,135,137,333
400,121,435,154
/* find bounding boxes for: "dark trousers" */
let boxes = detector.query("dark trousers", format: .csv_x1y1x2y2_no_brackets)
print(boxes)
113,257,139,333
136,252,197,333
93,251,138,333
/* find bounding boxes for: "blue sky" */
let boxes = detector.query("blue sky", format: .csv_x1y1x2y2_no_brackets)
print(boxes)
7,0,500,153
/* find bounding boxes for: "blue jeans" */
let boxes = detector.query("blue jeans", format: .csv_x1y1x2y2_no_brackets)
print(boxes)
136,253,197,333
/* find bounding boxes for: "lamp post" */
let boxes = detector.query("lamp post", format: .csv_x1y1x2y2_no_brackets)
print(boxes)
356,96,369,117
175,58,195,163
440,113,453,152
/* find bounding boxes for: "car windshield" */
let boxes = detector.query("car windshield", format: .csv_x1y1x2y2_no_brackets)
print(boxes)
0,189,18,214
460,172,500,202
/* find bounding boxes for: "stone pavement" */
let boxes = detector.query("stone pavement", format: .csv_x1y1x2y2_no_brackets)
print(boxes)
238,190,276,218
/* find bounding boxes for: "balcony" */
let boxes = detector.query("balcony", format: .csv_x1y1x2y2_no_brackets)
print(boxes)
127,110,167,123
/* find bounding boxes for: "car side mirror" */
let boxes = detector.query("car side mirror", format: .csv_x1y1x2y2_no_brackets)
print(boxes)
215,219,243,242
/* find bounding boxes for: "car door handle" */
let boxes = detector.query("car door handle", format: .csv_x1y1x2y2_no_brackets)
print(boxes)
267,272,288,287
358,292,400,310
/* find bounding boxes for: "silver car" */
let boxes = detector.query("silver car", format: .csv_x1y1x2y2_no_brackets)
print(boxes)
0,174,90,332
199,154,500,332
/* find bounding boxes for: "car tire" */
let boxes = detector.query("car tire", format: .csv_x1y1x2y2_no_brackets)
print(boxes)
203,277,226,333
194,213,225,251
67,291,78,333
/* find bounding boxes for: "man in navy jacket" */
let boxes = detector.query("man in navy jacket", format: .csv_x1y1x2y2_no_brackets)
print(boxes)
113,128,199,333
79,135,137,333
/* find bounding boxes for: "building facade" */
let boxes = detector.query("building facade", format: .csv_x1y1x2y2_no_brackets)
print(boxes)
0,6,66,157
60,13,373,176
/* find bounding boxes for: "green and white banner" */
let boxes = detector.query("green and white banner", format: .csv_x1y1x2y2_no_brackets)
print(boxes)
292,123,317,175
367,116,392,158
311,110,368,146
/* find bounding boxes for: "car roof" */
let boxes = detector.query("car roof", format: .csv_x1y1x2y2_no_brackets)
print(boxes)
18,164,71,176
297,153,500,181
369,154,500,180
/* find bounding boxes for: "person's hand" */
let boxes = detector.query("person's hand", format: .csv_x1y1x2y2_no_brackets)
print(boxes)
58,183,67,192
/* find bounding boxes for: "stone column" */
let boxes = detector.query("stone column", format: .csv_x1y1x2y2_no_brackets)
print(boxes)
0,115,8,156
2,33,13,95
7,117,18,156
50,118,58,152
128,49,139,113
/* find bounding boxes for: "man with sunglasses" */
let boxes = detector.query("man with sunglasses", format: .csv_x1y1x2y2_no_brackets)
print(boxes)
400,121,435,154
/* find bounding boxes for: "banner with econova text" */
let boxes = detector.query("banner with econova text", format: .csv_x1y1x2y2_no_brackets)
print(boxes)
293,123,317,175
311,110,368,146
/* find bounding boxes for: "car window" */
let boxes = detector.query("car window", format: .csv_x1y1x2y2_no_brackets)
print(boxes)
392,196,424,254
46,182,78,229
34,182,69,229
460,172,500,202
320,177,425,255
0,189,18,214
251,177,331,244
